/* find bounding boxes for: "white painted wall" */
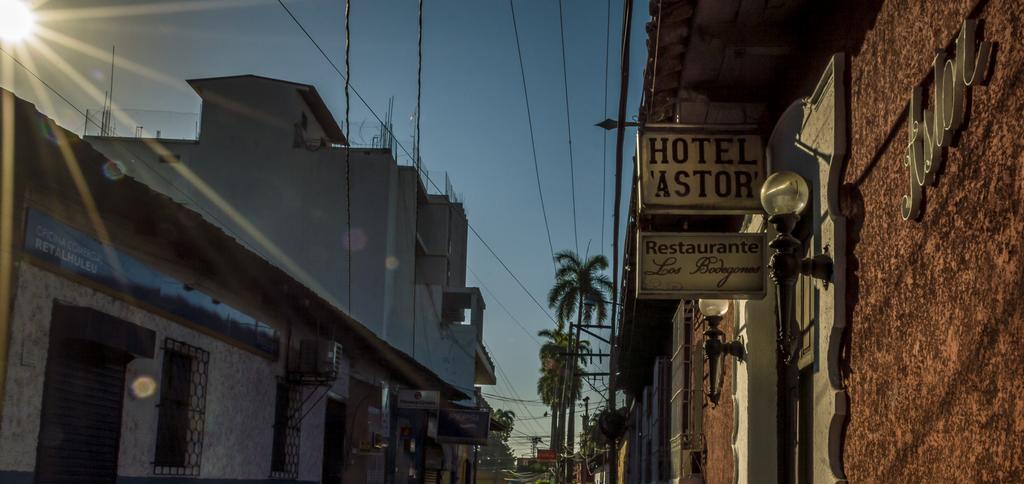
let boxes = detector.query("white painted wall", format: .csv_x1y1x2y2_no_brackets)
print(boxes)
732,219,779,484
0,263,342,481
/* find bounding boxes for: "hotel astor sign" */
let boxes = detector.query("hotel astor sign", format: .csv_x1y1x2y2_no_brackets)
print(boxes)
637,232,767,299
638,128,765,214
901,19,992,220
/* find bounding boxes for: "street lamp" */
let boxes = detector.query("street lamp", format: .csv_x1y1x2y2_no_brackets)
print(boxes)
760,171,832,361
594,118,640,130
0,0,34,42
698,299,743,405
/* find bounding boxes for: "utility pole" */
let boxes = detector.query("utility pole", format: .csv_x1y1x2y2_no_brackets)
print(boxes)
582,395,591,479
563,297,585,483
582,396,590,457
609,0,634,482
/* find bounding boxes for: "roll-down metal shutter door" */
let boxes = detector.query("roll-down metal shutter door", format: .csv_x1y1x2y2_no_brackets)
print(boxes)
35,340,128,484
423,470,441,484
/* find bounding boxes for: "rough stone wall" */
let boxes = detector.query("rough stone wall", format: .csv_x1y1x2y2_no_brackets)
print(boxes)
702,309,735,484
841,0,1024,481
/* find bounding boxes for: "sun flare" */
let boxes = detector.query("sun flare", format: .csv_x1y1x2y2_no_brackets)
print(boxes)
0,0,35,42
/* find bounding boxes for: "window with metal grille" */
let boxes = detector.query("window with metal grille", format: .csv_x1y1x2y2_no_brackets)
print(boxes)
153,338,209,476
271,382,302,479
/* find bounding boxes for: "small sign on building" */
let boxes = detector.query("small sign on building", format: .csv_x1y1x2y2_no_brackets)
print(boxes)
536,449,557,462
397,390,440,410
436,408,490,445
637,128,765,214
637,232,767,299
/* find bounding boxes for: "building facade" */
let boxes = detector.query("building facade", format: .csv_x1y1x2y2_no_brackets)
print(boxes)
85,75,492,400
0,78,493,482
614,0,1024,483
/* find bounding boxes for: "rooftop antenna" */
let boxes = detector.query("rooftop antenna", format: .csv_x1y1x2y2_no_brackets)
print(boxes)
100,45,115,136
99,91,109,136
386,96,394,152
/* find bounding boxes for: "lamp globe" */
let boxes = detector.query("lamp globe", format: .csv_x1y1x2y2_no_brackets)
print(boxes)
760,171,809,216
698,299,730,318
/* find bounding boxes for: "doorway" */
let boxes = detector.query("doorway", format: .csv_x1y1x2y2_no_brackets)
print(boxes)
322,399,348,483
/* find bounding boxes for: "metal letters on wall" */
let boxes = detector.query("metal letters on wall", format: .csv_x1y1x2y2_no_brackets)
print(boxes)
636,232,767,299
902,19,992,220
638,129,765,214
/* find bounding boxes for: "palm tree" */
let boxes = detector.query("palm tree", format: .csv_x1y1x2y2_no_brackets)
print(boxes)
546,250,612,481
537,325,569,461
492,408,516,439
537,324,591,464
548,250,614,328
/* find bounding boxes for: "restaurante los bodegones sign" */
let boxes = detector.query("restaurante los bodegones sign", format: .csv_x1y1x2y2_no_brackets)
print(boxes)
638,130,765,214
637,232,767,299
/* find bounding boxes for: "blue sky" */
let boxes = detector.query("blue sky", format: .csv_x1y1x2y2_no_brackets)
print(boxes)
2,0,648,454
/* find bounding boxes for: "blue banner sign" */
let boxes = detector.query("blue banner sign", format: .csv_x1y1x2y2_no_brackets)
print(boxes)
436,408,490,445
23,208,280,357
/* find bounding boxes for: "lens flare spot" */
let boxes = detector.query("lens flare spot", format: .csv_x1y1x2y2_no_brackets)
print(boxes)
36,116,58,145
130,375,157,399
343,228,367,251
385,256,400,270
102,159,126,180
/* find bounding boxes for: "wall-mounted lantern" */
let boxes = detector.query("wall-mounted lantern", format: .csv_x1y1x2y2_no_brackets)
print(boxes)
760,171,833,362
698,299,744,405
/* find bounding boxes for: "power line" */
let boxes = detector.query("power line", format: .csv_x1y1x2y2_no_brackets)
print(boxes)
343,0,352,308
0,48,282,268
483,392,545,405
600,0,610,257
439,284,549,440
468,224,557,326
428,298,547,436
557,0,579,254
494,364,548,436
468,266,541,347
508,0,555,272
414,0,422,163
646,0,663,122
0,47,100,133
582,377,608,403
509,432,548,440
276,0,558,327
515,414,552,421
277,0,410,164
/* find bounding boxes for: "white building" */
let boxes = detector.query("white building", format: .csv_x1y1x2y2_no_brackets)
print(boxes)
85,75,494,400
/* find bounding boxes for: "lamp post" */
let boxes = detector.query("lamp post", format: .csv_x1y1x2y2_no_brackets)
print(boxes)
759,171,832,361
595,118,640,131
760,171,833,484
697,299,744,405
